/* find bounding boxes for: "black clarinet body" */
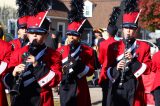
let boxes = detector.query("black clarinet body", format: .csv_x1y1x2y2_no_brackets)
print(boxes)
10,52,30,96
61,41,76,91
118,36,130,88
62,41,75,74
10,40,37,96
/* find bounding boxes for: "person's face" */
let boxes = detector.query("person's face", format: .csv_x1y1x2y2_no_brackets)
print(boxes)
67,35,80,44
27,32,47,45
18,28,26,39
123,27,137,39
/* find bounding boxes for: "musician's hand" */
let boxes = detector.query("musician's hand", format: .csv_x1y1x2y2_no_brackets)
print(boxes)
26,55,38,67
13,64,25,76
116,60,125,71
125,51,133,61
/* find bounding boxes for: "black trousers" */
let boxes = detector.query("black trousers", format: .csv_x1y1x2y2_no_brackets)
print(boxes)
108,78,136,106
101,81,108,106
153,87,160,106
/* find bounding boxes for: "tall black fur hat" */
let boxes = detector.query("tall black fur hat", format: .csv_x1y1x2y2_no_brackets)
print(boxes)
124,0,138,13
107,7,121,36
66,0,86,36
16,0,52,17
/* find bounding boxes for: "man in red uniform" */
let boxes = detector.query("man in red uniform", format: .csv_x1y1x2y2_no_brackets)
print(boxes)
3,11,62,106
98,7,121,83
106,22,151,106
0,40,12,106
99,1,152,105
151,51,160,106
98,7,121,106
9,16,29,51
57,0,95,106
58,28,95,106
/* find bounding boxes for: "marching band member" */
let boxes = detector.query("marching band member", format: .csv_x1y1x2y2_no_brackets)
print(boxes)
4,12,62,106
9,16,29,51
0,40,12,106
99,1,152,105
152,51,160,106
57,0,95,106
3,0,62,105
98,7,121,106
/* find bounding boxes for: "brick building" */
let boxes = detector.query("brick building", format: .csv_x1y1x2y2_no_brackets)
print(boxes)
47,0,121,45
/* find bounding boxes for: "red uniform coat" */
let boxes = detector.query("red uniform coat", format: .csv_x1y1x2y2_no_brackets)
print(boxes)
0,40,12,106
57,44,95,106
8,45,62,106
152,51,160,91
101,39,152,106
9,38,22,51
98,37,118,85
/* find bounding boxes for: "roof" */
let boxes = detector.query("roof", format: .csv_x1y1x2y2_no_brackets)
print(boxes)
47,0,69,19
88,0,121,29
48,0,121,29
47,10,68,19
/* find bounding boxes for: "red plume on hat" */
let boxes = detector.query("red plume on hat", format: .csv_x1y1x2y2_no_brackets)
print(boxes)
122,0,140,29
66,0,86,36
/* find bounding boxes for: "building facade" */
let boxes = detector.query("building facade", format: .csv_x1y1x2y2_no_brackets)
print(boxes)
47,0,121,45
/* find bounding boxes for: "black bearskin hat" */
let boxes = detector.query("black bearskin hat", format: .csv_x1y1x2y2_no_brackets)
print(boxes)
107,7,121,36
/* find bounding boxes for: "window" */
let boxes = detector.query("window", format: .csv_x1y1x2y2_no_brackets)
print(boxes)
84,0,93,17
57,22,65,38
81,28,93,46
7,19,17,39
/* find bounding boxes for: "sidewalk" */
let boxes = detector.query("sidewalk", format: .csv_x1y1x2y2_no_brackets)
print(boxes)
90,87,102,106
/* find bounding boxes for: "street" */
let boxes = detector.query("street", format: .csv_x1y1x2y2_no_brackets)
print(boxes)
53,87,102,106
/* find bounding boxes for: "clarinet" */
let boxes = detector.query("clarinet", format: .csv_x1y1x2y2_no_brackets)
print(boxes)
10,40,37,96
62,41,76,90
118,35,130,88
62,41,75,74
10,52,30,96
